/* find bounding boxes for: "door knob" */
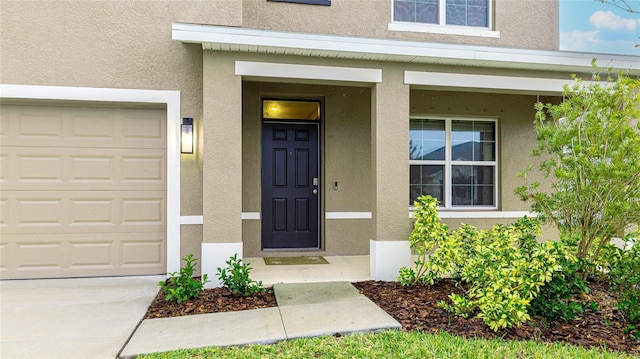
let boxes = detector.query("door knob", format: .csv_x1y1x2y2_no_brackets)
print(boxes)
312,189,318,195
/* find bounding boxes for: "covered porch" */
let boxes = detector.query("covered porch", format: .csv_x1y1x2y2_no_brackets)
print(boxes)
171,23,639,287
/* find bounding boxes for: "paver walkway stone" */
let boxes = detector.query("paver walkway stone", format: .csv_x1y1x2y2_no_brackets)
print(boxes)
119,308,286,358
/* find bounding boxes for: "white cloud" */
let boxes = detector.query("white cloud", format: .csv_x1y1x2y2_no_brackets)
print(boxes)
589,10,640,32
560,29,639,55
560,30,602,52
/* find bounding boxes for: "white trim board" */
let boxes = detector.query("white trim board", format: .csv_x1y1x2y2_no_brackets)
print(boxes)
241,212,261,220
0,84,182,274
405,71,575,95
201,243,242,288
325,212,372,220
388,22,500,38
409,211,536,219
370,240,411,281
181,216,204,225
241,212,374,220
235,61,382,84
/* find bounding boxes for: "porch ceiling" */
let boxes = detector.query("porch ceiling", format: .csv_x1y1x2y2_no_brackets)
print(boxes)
172,23,640,76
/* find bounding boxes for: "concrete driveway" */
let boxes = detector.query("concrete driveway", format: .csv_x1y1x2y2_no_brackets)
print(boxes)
0,275,161,359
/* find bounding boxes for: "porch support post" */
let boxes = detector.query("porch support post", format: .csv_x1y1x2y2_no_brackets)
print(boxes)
370,66,411,281
201,52,243,287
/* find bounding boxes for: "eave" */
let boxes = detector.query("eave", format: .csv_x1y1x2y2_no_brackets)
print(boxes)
172,23,640,76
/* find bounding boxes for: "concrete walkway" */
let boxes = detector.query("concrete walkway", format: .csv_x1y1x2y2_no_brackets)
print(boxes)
0,276,162,359
120,281,401,358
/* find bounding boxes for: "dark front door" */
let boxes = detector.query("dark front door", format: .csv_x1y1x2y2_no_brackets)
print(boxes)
261,122,320,249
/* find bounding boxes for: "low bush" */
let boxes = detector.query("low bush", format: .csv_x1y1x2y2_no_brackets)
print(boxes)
158,254,209,304
599,235,640,338
529,247,596,322
217,254,265,296
400,195,575,331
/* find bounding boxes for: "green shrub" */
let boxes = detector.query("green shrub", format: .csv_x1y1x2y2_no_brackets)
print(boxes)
399,195,453,286
529,241,596,322
158,254,209,304
401,195,574,331
216,254,265,296
599,235,640,338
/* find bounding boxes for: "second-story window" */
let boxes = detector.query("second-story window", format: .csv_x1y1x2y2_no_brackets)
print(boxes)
393,0,488,28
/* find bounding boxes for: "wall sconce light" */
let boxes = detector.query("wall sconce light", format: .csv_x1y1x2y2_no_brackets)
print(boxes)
181,117,194,154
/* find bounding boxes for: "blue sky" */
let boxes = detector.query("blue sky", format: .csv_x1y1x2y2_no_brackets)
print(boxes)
560,0,640,55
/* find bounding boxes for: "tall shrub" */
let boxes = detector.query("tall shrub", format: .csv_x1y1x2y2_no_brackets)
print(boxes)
516,71,640,270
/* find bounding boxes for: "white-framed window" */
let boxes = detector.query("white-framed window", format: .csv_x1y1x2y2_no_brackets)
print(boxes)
390,0,499,38
410,117,498,209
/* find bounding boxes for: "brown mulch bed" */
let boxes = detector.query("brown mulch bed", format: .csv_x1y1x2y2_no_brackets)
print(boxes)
145,287,277,319
144,280,639,354
353,279,639,355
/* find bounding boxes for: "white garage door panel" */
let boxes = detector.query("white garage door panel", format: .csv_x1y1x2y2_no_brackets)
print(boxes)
0,232,165,278
1,106,166,149
0,104,167,279
2,147,165,191
2,191,165,234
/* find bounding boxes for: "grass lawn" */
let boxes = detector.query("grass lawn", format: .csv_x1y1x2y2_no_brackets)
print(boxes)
137,330,635,359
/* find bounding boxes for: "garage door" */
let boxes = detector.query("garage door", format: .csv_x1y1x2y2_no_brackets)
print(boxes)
0,104,167,279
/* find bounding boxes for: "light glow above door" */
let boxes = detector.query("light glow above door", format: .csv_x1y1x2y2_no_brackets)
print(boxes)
263,100,320,120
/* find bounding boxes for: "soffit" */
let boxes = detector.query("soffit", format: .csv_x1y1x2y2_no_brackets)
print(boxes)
172,23,640,76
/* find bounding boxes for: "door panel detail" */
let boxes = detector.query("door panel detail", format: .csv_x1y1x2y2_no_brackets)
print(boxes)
273,149,288,188
295,149,309,187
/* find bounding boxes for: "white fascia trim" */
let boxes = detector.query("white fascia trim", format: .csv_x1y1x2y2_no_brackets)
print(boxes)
235,61,382,83
388,22,500,38
325,212,372,219
181,215,204,225
405,71,573,95
0,84,178,104
409,211,537,219
0,84,182,275
242,212,261,220
172,23,639,74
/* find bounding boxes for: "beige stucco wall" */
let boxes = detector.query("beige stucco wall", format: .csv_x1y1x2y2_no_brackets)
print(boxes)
1,0,568,264
242,81,373,257
0,0,243,264
0,0,244,211
202,51,243,244
242,0,559,50
372,65,412,242
180,225,203,274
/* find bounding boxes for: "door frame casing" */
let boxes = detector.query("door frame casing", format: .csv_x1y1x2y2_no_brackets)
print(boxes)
260,98,322,251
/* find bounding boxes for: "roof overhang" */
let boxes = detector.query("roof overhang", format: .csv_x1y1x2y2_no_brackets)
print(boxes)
172,23,639,76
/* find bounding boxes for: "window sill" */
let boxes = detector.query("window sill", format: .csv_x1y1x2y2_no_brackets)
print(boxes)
389,22,500,38
268,0,331,5
409,210,534,219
